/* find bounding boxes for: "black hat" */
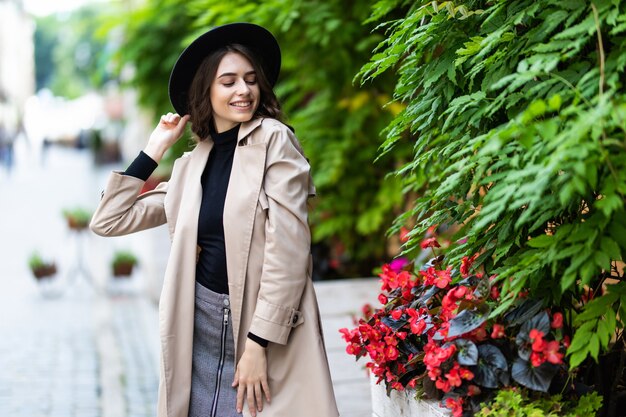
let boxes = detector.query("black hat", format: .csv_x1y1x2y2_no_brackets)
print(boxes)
168,22,281,115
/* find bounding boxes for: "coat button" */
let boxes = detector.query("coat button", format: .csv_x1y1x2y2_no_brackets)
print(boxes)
223,298,230,307
292,313,299,324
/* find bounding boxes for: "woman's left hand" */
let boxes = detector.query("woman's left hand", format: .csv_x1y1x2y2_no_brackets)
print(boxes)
233,339,271,416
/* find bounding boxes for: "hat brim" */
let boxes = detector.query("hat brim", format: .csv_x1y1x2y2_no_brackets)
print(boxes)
168,22,281,115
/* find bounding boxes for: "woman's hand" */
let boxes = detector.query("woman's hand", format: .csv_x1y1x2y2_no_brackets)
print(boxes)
143,113,190,163
233,339,271,416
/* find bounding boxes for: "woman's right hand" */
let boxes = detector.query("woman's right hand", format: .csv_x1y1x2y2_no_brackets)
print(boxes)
144,113,190,163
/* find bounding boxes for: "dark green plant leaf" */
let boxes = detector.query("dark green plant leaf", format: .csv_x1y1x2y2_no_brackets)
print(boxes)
504,299,544,326
413,286,441,307
511,358,558,392
420,255,446,271
381,315,407,331
472,344,509,389
446,302,491,338
516,311,551,360
454,338,479,366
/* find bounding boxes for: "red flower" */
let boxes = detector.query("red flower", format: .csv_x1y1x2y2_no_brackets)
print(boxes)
435,378,451,393
433,267,452,289
361,303,373,320
491,324,505,339
446,368,463,387
530,329,546,352
400,227,410,243
406,308,427,335
420,237,441,249
459,368,474,381
460,253,479,277
445,397,464,417
530,351,544,367
378,293,388,305
384,345,399,361
544,340,564,365
563,335,571,348
467,385,481,396
551,312,563,329
490,285,500,300
391,309,403,320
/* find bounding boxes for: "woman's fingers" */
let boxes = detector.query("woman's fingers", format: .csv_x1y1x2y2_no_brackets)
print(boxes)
254,383,263,411
232,369,239,388
261,378,271,403
247,383,257,416
236,383,245,414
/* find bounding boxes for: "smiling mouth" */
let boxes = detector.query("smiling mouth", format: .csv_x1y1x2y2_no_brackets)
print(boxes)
230,101,252,108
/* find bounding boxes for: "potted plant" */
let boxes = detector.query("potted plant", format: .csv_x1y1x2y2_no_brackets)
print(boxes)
28,251,57,280
62,207,92,230
342,236,604,416
111,250,138,278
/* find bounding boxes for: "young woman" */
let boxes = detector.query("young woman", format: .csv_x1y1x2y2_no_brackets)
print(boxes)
90,23,339,417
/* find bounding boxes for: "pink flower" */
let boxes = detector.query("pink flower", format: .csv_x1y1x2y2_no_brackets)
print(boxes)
389,257,409,273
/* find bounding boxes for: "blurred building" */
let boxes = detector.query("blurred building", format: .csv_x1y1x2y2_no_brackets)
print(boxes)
0,0,35,140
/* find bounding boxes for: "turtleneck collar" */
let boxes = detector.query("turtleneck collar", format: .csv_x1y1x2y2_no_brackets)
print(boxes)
210,123,240,149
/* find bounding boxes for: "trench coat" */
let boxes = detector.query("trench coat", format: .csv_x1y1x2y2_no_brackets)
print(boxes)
90,117,339,417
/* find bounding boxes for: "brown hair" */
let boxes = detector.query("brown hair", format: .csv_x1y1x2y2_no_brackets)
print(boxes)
187,43,283,140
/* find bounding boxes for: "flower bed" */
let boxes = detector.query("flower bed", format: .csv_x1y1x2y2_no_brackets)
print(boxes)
340,238,602,416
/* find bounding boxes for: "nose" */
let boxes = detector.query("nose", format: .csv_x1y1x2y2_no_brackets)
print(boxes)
236,79,251,95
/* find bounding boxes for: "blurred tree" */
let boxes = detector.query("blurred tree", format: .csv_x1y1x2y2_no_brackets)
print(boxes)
104,0,413,277
34,5,110,98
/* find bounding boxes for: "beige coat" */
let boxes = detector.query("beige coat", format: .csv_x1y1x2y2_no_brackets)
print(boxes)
91,117,339,417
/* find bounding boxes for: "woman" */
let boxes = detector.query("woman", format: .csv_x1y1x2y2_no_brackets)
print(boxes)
90,23,339,417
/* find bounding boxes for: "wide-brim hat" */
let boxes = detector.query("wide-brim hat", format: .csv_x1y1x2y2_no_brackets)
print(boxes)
168,22,281,115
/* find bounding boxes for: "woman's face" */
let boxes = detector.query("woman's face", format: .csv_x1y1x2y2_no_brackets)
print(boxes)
210,52,260,133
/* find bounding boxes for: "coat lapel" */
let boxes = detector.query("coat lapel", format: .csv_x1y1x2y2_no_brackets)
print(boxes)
224,118,265,351
160,140,211,417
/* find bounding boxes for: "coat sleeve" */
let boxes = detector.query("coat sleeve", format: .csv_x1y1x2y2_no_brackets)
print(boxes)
90,172,168,237
247,127,313,345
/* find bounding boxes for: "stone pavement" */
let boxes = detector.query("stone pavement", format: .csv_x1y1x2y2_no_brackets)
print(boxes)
0,143,382,416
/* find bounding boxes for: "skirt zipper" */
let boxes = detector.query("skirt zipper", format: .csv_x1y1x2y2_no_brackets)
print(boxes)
210,305,230,417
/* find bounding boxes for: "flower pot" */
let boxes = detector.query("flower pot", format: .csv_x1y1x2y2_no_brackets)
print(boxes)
370,375,449,417
32,264,57,280
113,263,134,278
66,217,89,230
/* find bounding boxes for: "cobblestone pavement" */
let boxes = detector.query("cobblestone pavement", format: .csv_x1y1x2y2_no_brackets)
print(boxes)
0,141,380,417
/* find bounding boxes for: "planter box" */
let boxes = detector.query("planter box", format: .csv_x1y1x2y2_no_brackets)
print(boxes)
371,375,449,417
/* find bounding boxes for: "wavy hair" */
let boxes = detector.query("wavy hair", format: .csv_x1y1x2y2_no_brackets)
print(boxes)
187,43,283,140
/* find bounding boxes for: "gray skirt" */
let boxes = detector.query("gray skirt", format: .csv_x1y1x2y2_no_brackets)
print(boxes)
188,282,242,417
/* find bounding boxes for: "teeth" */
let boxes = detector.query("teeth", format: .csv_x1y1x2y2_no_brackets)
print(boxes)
231,102,251,107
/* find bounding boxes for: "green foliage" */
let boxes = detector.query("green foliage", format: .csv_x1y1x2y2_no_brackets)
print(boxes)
34,6,111,97
112,250,138,268
359,0,626,365
103,0,414,274
62,207,92,226
476,388,602,417
28,251,52,271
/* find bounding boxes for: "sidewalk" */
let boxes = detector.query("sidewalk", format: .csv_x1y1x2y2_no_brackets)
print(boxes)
0,144,381,416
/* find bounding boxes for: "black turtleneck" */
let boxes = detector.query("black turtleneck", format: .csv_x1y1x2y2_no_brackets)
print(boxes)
195,123,239,293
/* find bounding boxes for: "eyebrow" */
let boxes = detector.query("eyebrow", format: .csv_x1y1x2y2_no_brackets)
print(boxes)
217,71,256,79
